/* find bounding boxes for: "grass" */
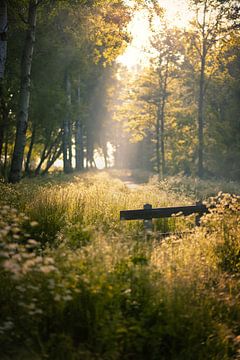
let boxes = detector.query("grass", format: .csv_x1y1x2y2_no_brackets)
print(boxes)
0,171,240,359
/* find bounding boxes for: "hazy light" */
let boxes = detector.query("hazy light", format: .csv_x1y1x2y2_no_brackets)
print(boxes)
53,158,63,169
94,150,105,170
117,10,151,68
94,142,116,170
160,0,193,28
118,0,193,69
107,142,115,167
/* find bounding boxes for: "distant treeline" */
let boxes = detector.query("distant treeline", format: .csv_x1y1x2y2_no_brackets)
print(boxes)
112,1,240,180
0,0,239,182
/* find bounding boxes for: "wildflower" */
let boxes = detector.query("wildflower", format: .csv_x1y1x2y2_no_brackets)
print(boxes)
28,303,36,310
12,227,21,234
16,285,26,292
3,260,21,274
12,254,22,261
34,309,43,315
0,320,14,333
35,256,43,264
44,257,54,265
27,239,39,246
0,229,9,237
234,336,240,344
54,294,61,302
40,265,56,274
7,243,18,250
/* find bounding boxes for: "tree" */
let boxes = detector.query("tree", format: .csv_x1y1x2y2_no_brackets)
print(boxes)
205,31,240,179
75,76,84,171
189,0,237,177
0,0,7,169
9,0,38,183
0,0,7,80
5,0,131,179
150,26,182,178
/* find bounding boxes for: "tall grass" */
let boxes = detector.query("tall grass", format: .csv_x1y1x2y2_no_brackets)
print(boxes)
0,172,240,359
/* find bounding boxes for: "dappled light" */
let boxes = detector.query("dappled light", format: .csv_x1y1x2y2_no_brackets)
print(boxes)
0,0,240,358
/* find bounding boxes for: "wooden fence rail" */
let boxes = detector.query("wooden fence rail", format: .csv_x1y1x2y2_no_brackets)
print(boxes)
120,202,209,230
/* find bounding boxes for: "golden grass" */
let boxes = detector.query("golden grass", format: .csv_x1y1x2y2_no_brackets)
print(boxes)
0,171,240,359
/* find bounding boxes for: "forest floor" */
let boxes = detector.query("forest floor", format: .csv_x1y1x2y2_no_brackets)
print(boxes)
108,169,150,189
109,170,147,190
0,170,240,359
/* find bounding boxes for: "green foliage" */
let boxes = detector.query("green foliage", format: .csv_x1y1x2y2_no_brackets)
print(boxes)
202,193,240,273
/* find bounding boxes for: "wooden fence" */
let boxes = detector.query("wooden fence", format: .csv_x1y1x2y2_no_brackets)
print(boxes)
120,202,208,231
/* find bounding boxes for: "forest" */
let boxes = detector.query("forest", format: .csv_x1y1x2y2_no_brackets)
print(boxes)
0,0,240,359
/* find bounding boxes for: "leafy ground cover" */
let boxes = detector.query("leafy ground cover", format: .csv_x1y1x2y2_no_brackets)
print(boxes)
0,171,240,359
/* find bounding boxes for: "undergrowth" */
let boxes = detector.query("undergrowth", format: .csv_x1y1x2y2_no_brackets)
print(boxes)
0,171,240,359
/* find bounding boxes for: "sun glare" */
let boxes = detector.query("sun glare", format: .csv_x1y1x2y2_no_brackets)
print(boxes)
94,142,115,170
118,0,193,68
117,10,151,68
160,0,193,29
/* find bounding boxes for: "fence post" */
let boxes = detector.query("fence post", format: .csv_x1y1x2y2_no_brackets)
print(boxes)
144,203,153,233
195,201,202,226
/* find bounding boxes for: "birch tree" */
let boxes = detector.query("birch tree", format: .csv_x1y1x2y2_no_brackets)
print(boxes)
9,0,38,183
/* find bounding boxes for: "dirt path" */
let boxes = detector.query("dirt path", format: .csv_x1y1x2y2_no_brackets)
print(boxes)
113,171,147,190
120,177,141,190
108,169,152,189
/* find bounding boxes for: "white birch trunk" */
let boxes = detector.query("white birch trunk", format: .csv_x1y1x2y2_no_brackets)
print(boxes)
9,0,38,183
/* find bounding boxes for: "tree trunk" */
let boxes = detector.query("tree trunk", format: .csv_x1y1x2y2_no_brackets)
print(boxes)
197,53,206,178
75,81,84,171
9,0,38,183
156,108,160,176
25,123,36,174
0,0,7,80
160,98,166,178
68,115,73,169
0,0,7,168
156,96,167,179
156,55,169,179
87,133,94,168
0,99,8,165
35,143,48,176
42,145,63,175
197,0,207,178
2,114,9,179
35,131,62,176
102,143,108,168
63,71,72,173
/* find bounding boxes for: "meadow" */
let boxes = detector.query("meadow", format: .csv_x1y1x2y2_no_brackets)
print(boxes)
0,171,240,360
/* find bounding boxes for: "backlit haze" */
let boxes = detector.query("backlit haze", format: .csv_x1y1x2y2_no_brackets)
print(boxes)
118,0,193,68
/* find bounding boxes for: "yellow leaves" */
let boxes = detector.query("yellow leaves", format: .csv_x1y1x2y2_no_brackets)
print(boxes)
84,1,131,65
130,133,144,143
95,38,103,47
